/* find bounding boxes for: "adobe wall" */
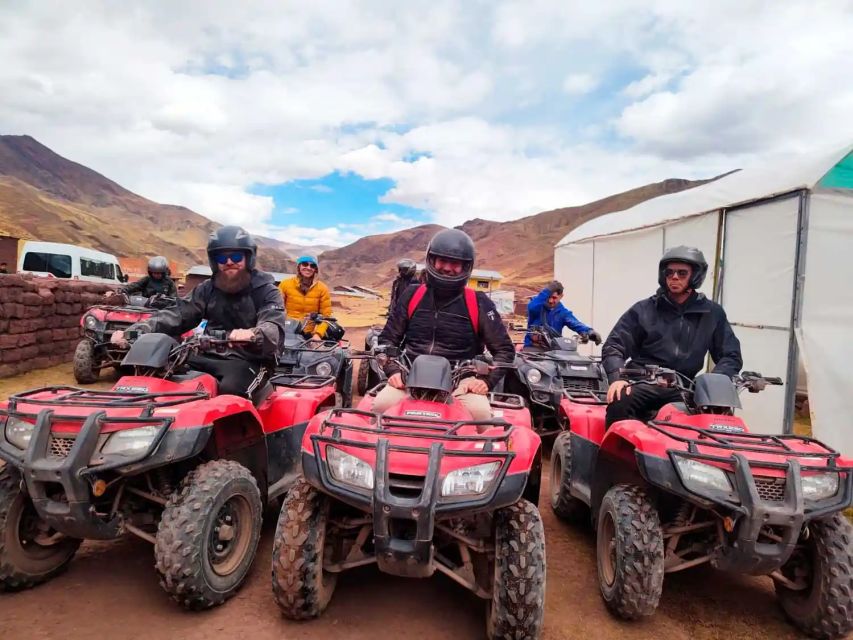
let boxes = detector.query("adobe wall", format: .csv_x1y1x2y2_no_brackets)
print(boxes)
0,274,116,378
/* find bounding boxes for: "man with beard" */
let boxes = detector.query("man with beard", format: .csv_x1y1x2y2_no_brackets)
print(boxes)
603,246,742,427
278,255,332,341
111,226,287,398
373,228,515,420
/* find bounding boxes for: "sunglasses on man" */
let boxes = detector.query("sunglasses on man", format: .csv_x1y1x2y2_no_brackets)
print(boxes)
214,251,246,265
299,262,318,270
664,268,691,279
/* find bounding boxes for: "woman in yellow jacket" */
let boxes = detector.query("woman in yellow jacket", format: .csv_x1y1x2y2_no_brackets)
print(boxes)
278,255,332,341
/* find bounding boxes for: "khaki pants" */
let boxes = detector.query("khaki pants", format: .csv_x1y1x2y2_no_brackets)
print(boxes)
372,385,493,421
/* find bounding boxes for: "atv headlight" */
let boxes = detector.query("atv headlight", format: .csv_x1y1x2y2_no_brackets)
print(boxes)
101,426,159,456
84,314,99,330
675,458,732,493
441,462,501,497
4,417,35,449
326,446,374,490
802,473,839,500
315,361,333,378
525,368,542,385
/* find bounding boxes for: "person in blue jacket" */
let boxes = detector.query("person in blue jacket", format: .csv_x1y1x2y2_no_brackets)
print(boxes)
524,280,601,349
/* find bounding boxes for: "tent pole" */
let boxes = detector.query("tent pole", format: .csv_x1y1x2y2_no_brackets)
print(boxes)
783,189,811,435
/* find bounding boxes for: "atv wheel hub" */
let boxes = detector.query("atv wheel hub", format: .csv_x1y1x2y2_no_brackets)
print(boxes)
208,495,252,576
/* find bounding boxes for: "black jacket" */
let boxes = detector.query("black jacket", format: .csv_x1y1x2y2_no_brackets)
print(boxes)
388,275,416,315
379,284,515,390
122,275,177,298
602,290,742,384
130,270,286,361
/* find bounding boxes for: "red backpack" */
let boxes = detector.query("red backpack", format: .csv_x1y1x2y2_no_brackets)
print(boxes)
407,284,480,335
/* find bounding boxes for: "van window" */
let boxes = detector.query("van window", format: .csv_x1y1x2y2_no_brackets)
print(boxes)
115,264,124,282
81,258,115,280
22,252,72,278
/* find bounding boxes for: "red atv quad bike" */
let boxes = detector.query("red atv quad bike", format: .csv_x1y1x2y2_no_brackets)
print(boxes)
74,292,180,384
271,351,547,640
505,326,607,438
549,365,853,639
0,330,337,609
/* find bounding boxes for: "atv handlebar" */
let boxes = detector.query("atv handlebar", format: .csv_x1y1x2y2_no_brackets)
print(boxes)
125,329,261,353
619,365,783,394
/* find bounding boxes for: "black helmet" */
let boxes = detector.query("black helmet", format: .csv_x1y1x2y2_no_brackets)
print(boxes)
425,228,475,292
207,226,257,272
397,258,416,279
147,256,169,277
658,245,708,290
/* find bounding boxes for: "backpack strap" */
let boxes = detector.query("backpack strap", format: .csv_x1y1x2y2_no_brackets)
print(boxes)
407,284,428,319
464,287,479,336
407,284,480,336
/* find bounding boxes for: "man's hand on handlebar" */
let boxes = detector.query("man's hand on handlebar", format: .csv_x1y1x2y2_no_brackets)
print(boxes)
228,329,256,343
585,330,602,345
607,380,631,403
388,372,405,389
457,377,489,396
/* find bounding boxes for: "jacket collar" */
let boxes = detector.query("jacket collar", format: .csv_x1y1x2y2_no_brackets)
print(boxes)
654,288,710,313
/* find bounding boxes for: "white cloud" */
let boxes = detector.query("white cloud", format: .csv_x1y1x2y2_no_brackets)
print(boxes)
0,1,851,243
562,73,598,96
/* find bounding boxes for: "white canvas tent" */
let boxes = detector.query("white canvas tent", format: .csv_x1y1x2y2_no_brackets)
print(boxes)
555,144,853,454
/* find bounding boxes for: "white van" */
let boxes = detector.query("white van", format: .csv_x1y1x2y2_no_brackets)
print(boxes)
17,241,128,284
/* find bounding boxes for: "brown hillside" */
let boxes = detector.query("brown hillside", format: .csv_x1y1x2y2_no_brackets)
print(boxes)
322,177,715,296
0,135,293,273
320,223,445,286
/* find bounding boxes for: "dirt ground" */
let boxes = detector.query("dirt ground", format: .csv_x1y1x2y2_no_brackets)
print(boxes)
0,317,847,639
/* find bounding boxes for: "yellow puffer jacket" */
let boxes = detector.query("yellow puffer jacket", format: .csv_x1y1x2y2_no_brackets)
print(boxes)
278,277,333,336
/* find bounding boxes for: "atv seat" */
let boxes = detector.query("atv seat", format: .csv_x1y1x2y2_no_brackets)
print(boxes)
170,370,208,383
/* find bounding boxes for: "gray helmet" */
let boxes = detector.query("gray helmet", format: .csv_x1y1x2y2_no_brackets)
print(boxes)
207,226,257,272
425,228,475,292
659,246,708,290
397,258,416,279
147,256,169,277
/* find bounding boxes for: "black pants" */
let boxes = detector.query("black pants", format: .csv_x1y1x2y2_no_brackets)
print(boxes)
605,384,683,428
187,354,260,398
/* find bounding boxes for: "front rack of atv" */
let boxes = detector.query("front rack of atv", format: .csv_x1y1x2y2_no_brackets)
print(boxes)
310,408,517,510
269,373,337,388
562,387,608,404
649,419,843,469
6,385,209,417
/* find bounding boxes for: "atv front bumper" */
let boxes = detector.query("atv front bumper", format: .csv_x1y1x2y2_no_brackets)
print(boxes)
302,442,527,578
0,409,211,539
638,451,853,574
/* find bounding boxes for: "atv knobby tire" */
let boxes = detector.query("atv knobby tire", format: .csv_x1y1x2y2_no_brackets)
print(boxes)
596,484,664,619
0,466,80,591
73,339,99,384
356,359,370,396
271,478,337,619
775,513,853,639
550,431,588,523
487,499,546,640
154,459,262,610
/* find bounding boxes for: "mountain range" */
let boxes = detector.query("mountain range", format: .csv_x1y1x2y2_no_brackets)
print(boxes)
0,134,716,292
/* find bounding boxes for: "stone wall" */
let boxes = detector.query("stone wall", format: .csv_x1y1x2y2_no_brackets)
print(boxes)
0,274,116,378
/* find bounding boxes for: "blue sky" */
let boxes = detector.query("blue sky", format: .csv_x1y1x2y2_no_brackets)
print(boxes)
3,2,850,246
250,172,429,239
